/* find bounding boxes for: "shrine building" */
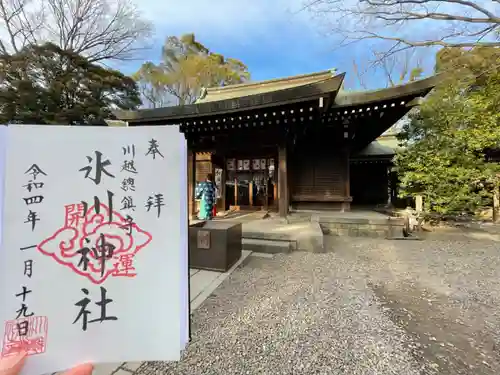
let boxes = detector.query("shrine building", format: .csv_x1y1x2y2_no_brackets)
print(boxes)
114,69,439,218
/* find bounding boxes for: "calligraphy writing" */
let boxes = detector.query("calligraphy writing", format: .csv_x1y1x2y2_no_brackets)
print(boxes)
80,190,115,223
24,164,47,180
23,196,44,205
23,181,44,192
14,163,47,350
145,139,164,160
122,145,135,157
73,287,118,331
24,210,39,231
120,215,134,236
76,244,92,271
15,286,34,319
145,194,165,218
121,177,135,192
119,143,138,243
20,245,36,251
24,260,33,278
76,234,116,277
121,196,136,211
22,163,47,232
95,234,116,277
121,160,138,174
79,151,115,185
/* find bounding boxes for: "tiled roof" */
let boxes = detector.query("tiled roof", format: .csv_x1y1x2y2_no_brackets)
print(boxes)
195,69,337,104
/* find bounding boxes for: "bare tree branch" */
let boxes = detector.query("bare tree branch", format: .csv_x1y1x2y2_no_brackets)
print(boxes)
0,0,152,61
0,0,43,53
45,0,153,62
351,59,368,88
303,0,500,60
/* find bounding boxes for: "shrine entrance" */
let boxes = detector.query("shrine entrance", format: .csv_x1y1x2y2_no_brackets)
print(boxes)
117,68,438,219
225,156,277,210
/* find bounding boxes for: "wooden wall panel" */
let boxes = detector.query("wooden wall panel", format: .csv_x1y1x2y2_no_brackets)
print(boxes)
195,152,213,183
290,151,347,202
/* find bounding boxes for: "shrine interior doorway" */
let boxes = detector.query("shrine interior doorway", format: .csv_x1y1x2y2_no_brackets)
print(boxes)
225,157,277,211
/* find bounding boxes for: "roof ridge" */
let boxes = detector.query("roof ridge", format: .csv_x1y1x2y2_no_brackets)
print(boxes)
205,69,337,93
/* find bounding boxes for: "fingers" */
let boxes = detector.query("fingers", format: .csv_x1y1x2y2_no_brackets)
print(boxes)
0,353,92,375
61,364,93,375
0,352,27,375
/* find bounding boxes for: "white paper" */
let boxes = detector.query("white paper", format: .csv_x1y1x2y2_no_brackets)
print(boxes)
178,133,190,348
252,159,260,170
0,126,6,248
0,125,189,375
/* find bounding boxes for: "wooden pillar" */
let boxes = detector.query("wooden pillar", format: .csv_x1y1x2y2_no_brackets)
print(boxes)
387,165,392,207
234,178,238,207
342,148,351,212
286,150,292,212
220,159,226,212
278,146,289,217
273,183,278,208
345,148,351,198
264,179,269,210
249,181,254,206
187,150,196,220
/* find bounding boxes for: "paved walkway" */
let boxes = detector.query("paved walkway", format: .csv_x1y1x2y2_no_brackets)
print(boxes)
92,250,252,375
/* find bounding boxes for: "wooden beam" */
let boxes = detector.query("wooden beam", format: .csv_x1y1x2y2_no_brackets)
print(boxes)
342,147,351,212
220,157,227,212
278,146,289,217
249,182,254,206
187,150,196,219
234,178,238,207
345,148,351,198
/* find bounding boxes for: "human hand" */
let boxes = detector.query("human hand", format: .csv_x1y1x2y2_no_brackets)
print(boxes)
0,352,93,375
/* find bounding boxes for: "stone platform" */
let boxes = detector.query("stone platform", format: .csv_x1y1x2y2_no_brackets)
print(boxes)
217,209,412,255
242,219,325,253
288,210,408,239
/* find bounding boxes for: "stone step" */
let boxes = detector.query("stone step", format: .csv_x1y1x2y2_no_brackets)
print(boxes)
286,215,312,224
387,234,423,240
242,238,294,254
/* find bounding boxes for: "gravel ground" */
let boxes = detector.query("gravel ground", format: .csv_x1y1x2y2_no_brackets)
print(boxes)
132,228,500,375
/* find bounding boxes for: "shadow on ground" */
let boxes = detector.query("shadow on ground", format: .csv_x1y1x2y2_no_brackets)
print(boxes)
132,231,500,375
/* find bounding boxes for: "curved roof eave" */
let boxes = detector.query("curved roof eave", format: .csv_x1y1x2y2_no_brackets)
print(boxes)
334,74,441,108
114,73,345,123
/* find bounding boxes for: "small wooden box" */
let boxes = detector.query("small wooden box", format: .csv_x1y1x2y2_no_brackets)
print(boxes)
189,221,242,272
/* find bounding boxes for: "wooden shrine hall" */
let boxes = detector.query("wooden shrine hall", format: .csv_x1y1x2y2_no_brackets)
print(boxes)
114,69,439,218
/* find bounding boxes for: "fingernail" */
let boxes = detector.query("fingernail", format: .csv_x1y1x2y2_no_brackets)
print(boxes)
0,352,27,373
63,363,94,375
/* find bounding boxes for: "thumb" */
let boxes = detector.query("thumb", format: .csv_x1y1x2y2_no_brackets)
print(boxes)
61,364,93,375
0,352,27,375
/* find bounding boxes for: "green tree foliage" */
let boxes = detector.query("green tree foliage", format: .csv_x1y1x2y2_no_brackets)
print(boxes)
132,62,171,108
0,43,141,125
395,47,500,215
133,33,250,107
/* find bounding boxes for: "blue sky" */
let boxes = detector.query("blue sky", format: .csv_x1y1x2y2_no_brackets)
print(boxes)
115,0,436,90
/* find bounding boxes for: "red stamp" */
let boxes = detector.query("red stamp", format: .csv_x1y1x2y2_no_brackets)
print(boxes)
2,316,48,357
37,203,152,285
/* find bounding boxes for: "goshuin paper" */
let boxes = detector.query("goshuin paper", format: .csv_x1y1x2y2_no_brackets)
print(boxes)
0,125,189,375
